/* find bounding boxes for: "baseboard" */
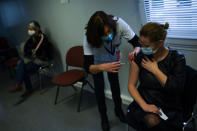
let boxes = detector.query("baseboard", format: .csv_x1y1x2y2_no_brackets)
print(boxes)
83,84,133,105
104,90,133,105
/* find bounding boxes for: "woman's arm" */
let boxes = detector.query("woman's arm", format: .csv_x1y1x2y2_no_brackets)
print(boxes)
141,53,186,94
118,18,141,47
152,67,167,87
128,35,141,48
128,60,147,108
23,38,32,58
163,54,186,93
84,55,122,74
84,55,103,74
141,58,167,87
128,60,161,114
89,62,122,74
118,18,141,61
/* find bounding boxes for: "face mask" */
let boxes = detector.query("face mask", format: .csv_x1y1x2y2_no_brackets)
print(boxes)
141,47,158,55
28,30,35,36
102,32,114,41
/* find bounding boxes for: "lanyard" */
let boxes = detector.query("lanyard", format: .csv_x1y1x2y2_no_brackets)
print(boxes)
34,34,44,52
103,41,115,55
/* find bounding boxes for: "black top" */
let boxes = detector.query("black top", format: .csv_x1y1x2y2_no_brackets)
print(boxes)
134,49,186,112
24,34,53,61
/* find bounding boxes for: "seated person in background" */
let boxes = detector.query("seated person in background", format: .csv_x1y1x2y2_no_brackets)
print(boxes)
127,22,186,131
10,21,52,97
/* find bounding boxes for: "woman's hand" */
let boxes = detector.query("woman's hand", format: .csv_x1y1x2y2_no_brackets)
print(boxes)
128,47,141,62
99,61,122,73
141,57,158,74
142,104,162,115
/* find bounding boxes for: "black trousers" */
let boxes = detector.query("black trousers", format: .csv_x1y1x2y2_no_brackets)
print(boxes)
93,72,122,118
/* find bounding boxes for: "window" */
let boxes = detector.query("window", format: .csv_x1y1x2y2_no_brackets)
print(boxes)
144,0,197,39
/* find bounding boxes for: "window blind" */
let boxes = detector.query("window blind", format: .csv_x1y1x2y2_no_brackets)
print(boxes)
144,0,197,39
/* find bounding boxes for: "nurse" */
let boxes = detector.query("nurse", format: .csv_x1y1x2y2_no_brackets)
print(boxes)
83,11,141,131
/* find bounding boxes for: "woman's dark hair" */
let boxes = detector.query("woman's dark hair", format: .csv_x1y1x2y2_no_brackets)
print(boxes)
140,22,169,42
85,11,117,48
29,20,41,32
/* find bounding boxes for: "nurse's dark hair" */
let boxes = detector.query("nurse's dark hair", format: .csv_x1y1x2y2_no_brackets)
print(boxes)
140,22,169,42
85,11,117,48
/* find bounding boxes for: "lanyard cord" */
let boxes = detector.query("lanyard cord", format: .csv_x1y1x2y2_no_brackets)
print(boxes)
34,34,44,52
103,41,115,55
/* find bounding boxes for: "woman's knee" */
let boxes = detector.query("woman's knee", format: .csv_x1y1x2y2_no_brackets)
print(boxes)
144,114,161,128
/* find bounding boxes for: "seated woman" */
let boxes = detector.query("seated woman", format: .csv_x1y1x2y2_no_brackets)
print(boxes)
127,22,186,131
10,21,52,97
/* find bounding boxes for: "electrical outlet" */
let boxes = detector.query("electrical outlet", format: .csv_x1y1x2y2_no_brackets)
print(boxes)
60,0,69,4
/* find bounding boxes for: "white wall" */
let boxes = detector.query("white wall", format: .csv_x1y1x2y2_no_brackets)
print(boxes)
1,0,197,104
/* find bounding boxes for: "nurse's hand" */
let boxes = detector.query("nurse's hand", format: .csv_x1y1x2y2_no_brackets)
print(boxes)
99,61,122,73
142,104,162,115
128,47,141,62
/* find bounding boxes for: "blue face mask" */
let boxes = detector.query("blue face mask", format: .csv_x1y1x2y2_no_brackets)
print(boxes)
141,47,157,55
102,32,114,41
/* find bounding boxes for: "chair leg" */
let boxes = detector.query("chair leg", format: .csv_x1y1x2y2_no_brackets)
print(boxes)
8,67,15,78
8,67,12,78
39,72,42,90
77,82,85,112
127,124,129,131
71,85,78,92
54,86,60,105
86,80,94,91
183,115,194,131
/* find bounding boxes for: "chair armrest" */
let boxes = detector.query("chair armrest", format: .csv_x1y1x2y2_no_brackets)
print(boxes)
183,112,194,130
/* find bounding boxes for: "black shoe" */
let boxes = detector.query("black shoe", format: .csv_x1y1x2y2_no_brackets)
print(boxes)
101,119,110,131
115,108,127,123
